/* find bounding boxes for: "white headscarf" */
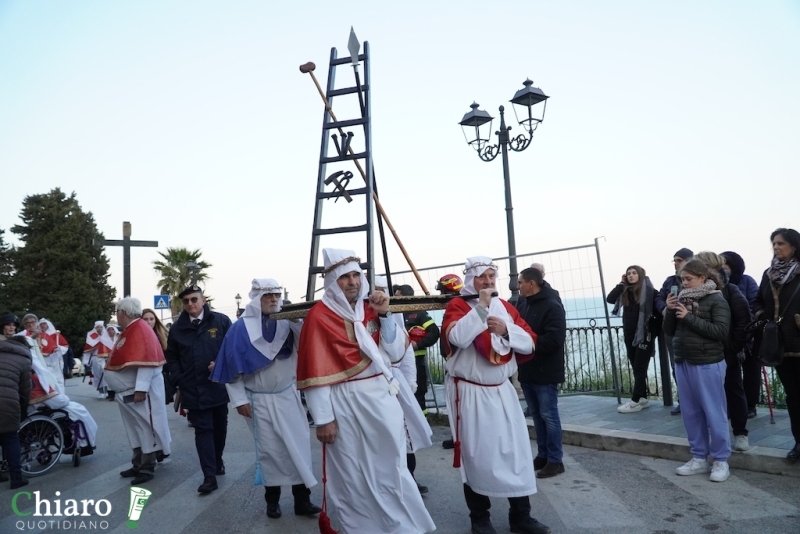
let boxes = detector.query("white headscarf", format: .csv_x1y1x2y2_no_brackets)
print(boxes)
94,320,105,328
460,255,512,356
243,278,293,360
374,275,388,291
39,318,56,335
320,248,399,395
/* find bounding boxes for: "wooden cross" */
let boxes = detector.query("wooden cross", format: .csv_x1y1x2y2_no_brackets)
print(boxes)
93,221,158,297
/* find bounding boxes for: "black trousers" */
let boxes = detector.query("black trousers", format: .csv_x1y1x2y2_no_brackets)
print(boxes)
187,405,228,477
463,483,531,523
724,353,749,436
742,343,762,410
624,337,651,402
775,357,800,442
414,355,428,411
265,484,311,505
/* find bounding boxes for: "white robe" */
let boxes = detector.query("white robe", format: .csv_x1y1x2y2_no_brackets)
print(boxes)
392,344,433,453
445,303,537,498
104,366,171,455
305,321,435,534
91,354,107,391
37,394,98,448
42,350,66,395
225,353,316,488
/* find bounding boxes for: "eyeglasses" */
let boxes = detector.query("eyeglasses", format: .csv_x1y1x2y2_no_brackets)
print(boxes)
182,297,200,305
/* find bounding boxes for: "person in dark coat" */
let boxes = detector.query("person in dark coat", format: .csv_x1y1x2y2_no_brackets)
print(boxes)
721,250,762,418
655,247,694,415
516,267,567,479
165,285,232,494
0,313,32,489
754,228,800,462
695,252,752,452
607,265,658,413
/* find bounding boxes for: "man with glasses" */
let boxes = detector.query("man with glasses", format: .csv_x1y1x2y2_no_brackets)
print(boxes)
165,284,232,494
655,248,694,415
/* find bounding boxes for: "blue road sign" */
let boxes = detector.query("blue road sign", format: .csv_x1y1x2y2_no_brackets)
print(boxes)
154,295,170,310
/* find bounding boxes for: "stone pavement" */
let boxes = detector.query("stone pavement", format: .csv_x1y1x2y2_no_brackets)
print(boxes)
427,385,800,478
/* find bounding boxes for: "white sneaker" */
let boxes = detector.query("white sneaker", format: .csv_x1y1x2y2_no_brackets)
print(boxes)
733,435,750,451
637,398,650,409
97,392,106,399
710,461,730,482
617,400,643,413
676,458,711,476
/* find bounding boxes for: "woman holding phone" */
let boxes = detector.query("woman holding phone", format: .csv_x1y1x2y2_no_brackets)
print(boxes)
665,259,731,482
607,265,658,413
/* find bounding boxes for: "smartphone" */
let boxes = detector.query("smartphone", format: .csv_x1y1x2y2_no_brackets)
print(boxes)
122,394,135,404
670,285,679,297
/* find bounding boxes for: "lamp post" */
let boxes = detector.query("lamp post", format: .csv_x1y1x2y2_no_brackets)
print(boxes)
235,293,241,310
459,79,549,302
185,261,200,286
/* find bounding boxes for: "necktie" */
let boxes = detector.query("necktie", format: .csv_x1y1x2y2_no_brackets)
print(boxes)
192,319,200,326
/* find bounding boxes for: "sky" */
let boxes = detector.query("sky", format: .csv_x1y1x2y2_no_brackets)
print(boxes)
1,1,799,321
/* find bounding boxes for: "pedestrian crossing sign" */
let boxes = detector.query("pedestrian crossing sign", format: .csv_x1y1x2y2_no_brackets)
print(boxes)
154,295,170,310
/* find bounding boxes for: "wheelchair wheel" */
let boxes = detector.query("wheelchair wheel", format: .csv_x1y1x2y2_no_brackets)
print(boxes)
19,415,64,476
73,448,81,467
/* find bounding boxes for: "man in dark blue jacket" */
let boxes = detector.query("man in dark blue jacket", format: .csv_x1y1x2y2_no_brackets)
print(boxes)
166,285,232,494
655,247,693,415
516,267,567,479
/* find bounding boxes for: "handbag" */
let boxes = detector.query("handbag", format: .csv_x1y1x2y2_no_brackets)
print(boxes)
747,281,800,367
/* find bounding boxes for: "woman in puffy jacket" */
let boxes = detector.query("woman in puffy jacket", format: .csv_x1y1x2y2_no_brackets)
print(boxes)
664,259,731,482
754,228,800,462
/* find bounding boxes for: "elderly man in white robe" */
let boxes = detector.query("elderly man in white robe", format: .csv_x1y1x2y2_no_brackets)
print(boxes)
211,278,320,519
297,249,436,534
442,257,550,534
374,275,434,494
104,297,172,486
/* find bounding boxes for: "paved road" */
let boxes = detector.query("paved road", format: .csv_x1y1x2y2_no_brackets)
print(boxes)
1,378,798,534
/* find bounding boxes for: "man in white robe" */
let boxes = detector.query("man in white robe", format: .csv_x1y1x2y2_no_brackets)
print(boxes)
297,249,436,534
104,297,172,486
442,257,549,534
37,318,68,394
212,278,320,519
83,321,113,398
374,275,433,494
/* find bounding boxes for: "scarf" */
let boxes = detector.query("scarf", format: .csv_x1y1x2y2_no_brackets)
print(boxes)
767,257,799,287
633,278,655,349
678,279,719,315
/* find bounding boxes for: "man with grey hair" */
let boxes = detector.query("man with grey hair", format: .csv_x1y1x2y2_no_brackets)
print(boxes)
104,297,172,486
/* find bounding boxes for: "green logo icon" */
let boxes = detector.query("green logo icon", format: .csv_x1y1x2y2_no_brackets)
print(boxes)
126,487,152,528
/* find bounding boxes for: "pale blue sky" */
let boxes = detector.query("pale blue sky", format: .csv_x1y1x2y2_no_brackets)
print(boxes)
1,1,799,318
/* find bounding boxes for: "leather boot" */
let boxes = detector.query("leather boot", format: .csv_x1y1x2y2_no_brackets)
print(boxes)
265,486,281,518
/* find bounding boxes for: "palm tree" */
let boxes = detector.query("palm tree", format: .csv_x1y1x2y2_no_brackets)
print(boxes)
152,248,211,316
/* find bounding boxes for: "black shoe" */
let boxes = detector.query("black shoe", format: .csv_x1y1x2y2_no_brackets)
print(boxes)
266,503,281,518
671,404,681,415
197,476,218,494
294,501,321,516
536,462,565,479
156,451,169,463
533,457,547,471
131,473,154,485
443,438,455,449
747,407,757,419
10,476,29,490
787,444,800,461
0,472,8,482
107,391,116,401
120,468,138,478
216,462,225,475
471,519,497,534
417,482,429,494
510,517,551,534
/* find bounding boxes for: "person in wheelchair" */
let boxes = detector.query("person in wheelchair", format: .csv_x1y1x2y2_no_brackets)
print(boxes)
28,357,98,457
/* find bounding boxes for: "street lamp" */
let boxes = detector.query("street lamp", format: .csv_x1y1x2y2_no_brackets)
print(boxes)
185,261,200,285
459,79,549,302
235,293,241,310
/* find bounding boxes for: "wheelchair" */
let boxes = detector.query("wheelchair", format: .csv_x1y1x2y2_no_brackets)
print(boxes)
1,406,93,477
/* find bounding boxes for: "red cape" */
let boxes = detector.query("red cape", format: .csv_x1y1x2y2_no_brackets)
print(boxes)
40,331,68,356
442,297,536,365
106,318,166,371
296,301,383,390
30,374,57,404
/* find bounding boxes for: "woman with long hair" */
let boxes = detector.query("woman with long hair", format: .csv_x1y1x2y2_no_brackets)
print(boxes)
665,259,731,482
606,265,657,413
694,252,752,452
754,228,800,462
142,308,168,351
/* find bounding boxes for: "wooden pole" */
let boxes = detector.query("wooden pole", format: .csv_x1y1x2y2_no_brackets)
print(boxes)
300,61,430,295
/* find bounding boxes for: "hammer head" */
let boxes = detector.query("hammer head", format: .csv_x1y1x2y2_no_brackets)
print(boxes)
299,62,316,73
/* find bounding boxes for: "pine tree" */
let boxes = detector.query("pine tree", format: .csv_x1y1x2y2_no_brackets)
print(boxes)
8,188,116,355
152,247,211,315
0,228,13,309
